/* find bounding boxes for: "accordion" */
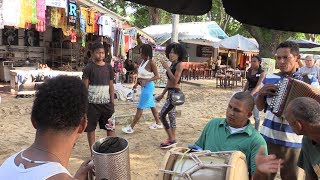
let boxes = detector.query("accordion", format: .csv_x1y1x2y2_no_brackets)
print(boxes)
270,77,320,117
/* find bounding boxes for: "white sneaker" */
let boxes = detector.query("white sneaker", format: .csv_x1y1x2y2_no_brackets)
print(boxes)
122,126,134,134
149,123,163,129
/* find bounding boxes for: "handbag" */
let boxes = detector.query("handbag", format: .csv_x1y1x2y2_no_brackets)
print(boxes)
170,90,185,106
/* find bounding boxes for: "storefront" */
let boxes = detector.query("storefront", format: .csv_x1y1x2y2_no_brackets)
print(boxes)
0,0,154,94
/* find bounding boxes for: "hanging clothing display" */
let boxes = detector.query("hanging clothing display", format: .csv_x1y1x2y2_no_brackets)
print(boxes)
94,12,101,34
129,29,138,48
58,8,70,36
31,0,38,24
36,20,46,32
2,0,20,27
98,14,112,38
67,0,77,28
50,7,59,28
70,30,76,43
124,34,131,53
0,0,4,29
86,8,95,33
25,22,32,29
36,0,46,22
80,6,87,47
18,0,26,28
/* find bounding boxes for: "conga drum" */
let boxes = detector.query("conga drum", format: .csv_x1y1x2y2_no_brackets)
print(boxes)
159,147,249,180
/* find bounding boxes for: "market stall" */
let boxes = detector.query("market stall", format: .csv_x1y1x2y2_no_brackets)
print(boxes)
0,0,154,95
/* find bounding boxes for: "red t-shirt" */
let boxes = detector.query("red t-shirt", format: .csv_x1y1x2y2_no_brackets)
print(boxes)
94,12,101,34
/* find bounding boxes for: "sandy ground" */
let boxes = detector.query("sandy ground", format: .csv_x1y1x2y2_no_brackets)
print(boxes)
0,80,259,179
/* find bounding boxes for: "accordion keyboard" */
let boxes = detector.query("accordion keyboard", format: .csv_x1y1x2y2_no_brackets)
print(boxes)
270,78,290,114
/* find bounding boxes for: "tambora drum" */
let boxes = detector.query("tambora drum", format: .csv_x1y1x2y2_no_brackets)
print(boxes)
159,147,249,180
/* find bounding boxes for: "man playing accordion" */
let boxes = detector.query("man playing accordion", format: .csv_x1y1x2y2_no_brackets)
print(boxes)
255,41,320,180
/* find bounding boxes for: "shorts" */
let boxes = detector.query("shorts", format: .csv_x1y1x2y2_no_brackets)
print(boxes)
85,103,115,132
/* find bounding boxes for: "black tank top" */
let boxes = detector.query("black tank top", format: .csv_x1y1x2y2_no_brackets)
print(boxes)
246,67,264,89
166,62,181,84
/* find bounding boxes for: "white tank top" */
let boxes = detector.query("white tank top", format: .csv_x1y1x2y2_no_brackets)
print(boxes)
138,60,154,79
0,150,71,180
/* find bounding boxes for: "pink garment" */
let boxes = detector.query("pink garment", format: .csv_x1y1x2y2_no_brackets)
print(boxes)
36,20,46,32
124,34,130,53
36,0,46,21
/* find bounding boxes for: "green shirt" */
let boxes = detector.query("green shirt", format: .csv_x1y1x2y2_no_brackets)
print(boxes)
298,136,320,179
195,118,267,175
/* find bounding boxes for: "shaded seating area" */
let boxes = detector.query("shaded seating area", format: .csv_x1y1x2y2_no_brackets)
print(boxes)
181,62,215,80
215,68,246,89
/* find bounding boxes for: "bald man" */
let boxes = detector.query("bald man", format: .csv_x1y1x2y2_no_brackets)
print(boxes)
254,97,320,180
299,55,320,81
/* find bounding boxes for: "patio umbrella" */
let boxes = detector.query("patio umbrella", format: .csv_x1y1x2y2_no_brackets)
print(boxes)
288,38,320,48
124,0,320,34
300,47,320,53
214,34,259,52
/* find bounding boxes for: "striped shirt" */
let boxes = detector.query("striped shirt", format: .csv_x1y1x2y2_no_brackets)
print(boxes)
260,73,320,148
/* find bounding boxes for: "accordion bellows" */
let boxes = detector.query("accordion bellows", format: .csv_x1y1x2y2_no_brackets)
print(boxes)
270,77,320,117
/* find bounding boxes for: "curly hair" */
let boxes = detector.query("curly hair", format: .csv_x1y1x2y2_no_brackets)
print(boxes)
91,42,104,52
31,76,88,132
276,41,300,56
165,43,187,62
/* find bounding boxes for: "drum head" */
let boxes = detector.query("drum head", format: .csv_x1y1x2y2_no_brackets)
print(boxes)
160,147,249,180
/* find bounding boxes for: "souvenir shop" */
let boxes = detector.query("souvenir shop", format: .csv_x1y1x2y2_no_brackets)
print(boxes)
0,0,154,94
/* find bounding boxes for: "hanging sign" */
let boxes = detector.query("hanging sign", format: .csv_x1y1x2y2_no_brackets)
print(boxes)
46,0,67,8
68,0,77,27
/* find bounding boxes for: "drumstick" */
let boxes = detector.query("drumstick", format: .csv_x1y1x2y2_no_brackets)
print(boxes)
277,159,282,173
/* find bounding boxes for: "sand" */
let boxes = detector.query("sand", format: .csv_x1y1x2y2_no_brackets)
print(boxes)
0,80,248,179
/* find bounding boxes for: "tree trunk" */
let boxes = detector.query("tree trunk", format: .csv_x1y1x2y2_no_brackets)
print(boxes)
207,12,212,21
148,7,160,25
223,15,231,32
305,34,317,42
244,25,293,58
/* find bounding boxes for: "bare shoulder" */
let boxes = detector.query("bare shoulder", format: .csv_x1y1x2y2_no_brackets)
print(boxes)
47,173,74,180
149,59,158,67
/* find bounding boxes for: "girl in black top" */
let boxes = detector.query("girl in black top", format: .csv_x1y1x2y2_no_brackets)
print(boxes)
157,43,186,149
243,55,265,130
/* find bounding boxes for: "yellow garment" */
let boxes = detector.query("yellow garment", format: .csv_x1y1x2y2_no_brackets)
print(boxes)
58,8,70,36
86,8,94,33
50,7,59,28
18,0,32,28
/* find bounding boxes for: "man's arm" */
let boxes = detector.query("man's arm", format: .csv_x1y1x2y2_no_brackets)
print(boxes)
109,65,115,103
243,81,249,92
255,84,277,111
255,93,266,111
249,137,268,177
297,147,319,180
109,80,114,103
251,72,266,95
83,79,89,90
82,65,90,90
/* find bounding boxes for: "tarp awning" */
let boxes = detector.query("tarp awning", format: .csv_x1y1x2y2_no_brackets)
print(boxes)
214,34,259,52
143,21,228,45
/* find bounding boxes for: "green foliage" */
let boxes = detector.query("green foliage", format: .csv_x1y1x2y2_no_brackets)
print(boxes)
131,7,149,28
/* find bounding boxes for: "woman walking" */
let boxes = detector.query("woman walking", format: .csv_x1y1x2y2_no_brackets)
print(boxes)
122,44,162,133
157,43,186,148
243,55,265,130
